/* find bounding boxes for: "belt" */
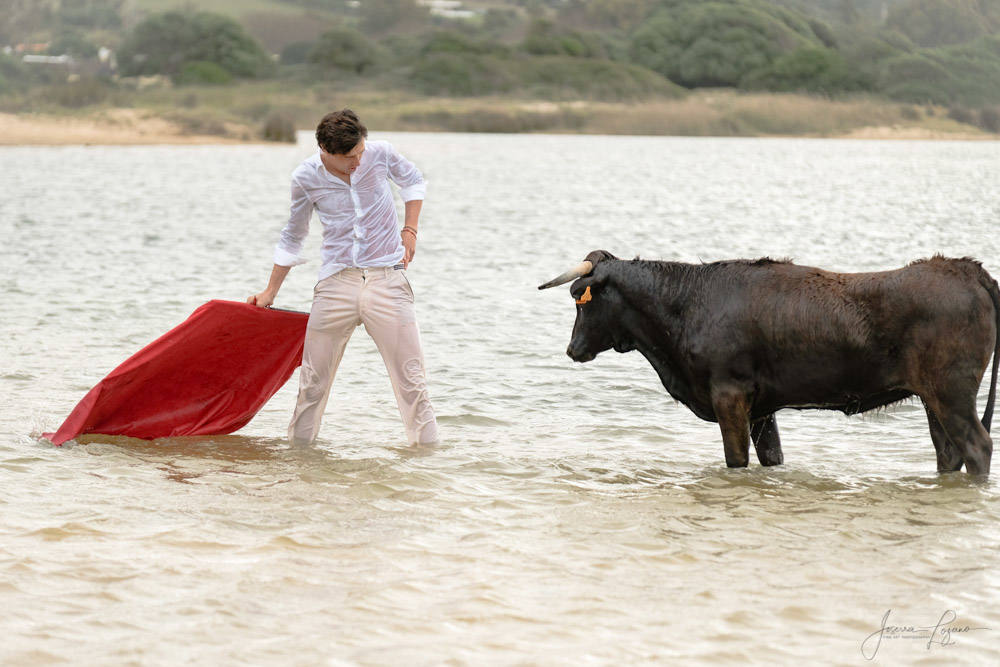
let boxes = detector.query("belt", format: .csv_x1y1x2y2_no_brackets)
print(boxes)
343,264,404,272
340,265,405,280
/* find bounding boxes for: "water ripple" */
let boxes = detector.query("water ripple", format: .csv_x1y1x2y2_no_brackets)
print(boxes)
2,136,999,663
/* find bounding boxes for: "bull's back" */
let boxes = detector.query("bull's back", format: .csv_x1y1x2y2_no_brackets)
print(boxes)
716,258,995,410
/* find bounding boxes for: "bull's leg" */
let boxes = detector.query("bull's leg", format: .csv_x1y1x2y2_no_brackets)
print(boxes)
712,387,750,467
928,389,993,477
938,409,993,477
922,402,963,473
750,414,783,466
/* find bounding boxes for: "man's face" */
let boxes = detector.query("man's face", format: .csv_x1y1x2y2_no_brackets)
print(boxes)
323,139,366,175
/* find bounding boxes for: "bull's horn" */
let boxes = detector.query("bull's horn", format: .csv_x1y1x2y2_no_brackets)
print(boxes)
537,260,594,290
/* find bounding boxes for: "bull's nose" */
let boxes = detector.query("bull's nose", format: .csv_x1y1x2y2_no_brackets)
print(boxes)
566,345,594,363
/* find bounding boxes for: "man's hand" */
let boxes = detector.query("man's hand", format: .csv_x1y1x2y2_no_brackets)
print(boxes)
401,200,421,269
401,230,416,268
247,289,275,308
249,265,291,308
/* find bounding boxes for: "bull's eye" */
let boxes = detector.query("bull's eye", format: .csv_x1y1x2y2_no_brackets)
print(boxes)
575,285,592,305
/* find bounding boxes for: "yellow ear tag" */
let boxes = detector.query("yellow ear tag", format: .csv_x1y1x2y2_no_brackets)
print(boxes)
575,285,592,305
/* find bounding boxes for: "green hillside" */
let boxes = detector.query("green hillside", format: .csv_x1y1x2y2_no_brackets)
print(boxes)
2,0,998,135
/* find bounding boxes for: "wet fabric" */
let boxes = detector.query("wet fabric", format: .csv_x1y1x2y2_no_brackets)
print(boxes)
288,267,438,446
274,141,426,281
44,300,308,445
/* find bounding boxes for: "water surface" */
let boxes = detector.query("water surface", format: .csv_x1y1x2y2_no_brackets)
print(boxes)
2,134,999,664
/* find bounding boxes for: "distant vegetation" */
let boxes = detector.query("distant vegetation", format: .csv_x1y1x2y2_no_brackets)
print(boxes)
116,11,274,81
1,0,998,134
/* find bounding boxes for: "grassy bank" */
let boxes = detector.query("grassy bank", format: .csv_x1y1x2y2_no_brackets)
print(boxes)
1,80,994,144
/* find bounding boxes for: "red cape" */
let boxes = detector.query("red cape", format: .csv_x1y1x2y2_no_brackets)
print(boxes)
43,300,308,445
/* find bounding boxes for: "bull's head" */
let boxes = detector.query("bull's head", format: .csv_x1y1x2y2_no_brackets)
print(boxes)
538,250,622,362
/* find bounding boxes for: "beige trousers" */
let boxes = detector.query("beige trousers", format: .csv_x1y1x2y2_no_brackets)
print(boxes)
288,267,439,446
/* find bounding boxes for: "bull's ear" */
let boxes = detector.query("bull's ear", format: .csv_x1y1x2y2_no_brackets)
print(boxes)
570,270,608,301
585,261,611,289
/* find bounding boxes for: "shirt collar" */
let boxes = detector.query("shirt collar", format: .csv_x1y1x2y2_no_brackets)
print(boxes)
316,148,368,185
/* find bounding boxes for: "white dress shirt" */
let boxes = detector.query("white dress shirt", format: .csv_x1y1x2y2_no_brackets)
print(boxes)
273,140,426,281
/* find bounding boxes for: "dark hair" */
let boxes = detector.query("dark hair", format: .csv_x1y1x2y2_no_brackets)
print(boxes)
315,109,368,155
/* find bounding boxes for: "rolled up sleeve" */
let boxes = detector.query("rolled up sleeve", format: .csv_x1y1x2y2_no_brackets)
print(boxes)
273,176,312,267
386,144,427,202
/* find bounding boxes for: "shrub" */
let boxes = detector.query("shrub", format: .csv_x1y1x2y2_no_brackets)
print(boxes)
48,29,99,58
176,61,233,85
521,20,598,58
38,78,110,108
979,107,1000,133
410,54,515,96
886,0,998,48
883,81,951,105
519,56,683,101
400,108,585,133
165,111,228,136
262,113,297,142
309,28,380,74
880,36,1000,106
628,1,823,88
118,11,274,80
421,31,504,57
946,106,976,125
741,47,870,94
0,54,34,95
280,41,315,65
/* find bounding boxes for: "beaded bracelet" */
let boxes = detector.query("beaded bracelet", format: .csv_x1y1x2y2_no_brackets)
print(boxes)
401,226,418,237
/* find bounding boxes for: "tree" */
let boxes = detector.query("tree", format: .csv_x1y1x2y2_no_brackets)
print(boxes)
48,29,99,58
117,11,273,80
628,1,823,88
886,0,1000,48
308,28,380,73
521,19,606,58
742,47,869,93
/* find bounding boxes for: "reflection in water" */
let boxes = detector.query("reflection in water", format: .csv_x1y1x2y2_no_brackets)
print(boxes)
3,136,1000,663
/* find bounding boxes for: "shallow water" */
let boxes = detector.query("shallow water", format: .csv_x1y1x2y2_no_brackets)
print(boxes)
2,133,999,664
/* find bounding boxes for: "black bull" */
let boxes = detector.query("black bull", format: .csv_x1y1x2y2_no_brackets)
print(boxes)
539,251,1000,476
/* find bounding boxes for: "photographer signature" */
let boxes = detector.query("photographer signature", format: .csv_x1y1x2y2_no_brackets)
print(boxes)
861,609,991,660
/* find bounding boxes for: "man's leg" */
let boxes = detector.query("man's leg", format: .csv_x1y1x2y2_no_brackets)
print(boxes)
363,270,439,444
288,273,360,445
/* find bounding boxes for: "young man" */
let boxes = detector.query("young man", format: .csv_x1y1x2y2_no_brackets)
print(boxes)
249,109,438,446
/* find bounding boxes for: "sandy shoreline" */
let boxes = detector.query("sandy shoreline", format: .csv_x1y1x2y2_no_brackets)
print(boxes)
1,109,995,144
0,110,254,145
834,125,996,140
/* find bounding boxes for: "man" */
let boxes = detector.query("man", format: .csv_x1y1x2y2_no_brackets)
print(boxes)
249,109,438,446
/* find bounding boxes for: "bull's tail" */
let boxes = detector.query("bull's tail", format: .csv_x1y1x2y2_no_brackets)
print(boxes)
979,267,1000,432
